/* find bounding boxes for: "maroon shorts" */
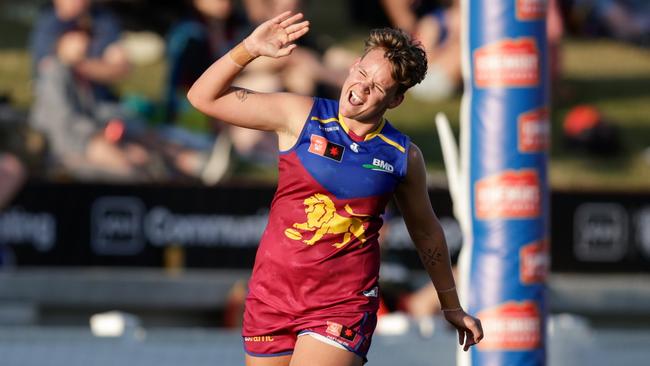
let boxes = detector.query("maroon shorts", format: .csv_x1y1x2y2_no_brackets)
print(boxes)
243,297,377,362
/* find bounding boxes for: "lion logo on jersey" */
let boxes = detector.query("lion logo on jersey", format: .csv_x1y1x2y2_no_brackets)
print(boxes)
284,193,370,249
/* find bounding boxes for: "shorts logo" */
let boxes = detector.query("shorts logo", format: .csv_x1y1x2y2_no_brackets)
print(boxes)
475,170,541,219
308,134,344,162
284,193,370,248
520,239,549,284
474,38,540,88
362,286,379,297
516,0,546,21
518,107,549,153
326,321,357,342
477,301,542,351
244,336,275,342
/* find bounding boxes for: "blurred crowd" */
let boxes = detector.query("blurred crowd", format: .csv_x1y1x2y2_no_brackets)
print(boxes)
0,0,647,191
0,0,647,332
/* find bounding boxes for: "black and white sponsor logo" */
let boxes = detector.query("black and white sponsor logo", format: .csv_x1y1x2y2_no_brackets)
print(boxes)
574,203,628,262
91,197,146,256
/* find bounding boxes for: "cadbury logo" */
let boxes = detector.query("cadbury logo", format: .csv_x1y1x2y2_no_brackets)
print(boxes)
477,301,541,351
518,107,549,153
516,0,547,21
475,170,541,219
474,38,540,88
520,239,549,284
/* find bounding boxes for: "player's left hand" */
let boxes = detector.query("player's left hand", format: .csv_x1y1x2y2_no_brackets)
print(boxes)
443,309,484,351
244,11,310,59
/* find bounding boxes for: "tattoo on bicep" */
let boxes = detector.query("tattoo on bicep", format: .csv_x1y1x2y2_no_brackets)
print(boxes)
419,247,444,268
233,87,254,102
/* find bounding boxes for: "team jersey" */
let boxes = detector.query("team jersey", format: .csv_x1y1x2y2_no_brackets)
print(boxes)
245,97,410,328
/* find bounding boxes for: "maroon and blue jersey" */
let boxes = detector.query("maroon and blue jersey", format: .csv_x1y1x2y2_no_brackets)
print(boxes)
244,97,410,335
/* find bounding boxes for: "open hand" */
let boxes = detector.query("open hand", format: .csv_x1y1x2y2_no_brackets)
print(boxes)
244,11,310,59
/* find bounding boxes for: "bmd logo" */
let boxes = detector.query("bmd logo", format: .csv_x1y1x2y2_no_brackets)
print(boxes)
362,158,394,173
91,197,145,255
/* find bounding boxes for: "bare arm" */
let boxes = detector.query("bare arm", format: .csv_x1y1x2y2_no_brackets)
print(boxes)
75,43,131,83
394,143,483,351
380,0,418,34
187,11,313,150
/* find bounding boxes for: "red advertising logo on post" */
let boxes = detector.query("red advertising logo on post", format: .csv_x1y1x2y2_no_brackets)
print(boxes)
516,0,547,21
475,169,541,219
520,239,549,284
474,38,540,88
478,301,542,350
518,107,549,153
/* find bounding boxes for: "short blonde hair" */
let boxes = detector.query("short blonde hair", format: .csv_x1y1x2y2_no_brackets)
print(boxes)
364,28,428,94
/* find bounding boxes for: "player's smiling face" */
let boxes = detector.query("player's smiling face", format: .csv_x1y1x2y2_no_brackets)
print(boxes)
339,48,404,125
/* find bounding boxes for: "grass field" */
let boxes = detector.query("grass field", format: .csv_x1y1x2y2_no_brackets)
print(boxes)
1,37,648,190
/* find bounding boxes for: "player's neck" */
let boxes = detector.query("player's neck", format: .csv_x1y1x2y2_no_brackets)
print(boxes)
340,115,384,140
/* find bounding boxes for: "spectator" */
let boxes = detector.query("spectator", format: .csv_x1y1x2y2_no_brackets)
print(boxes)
29,0,215,182
165,0,278,173
242,0,349,97
239,0,356,163
165,0,250,126
165,0,350,173
30,0,130,104
163,0,254,182
381,0,462,102
563,104,621,155
30,26,153,181
568,0,650,46
0,153,25,210
0,153,26,267
379,0,440,35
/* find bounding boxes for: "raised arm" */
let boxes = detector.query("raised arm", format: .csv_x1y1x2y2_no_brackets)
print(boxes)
394,143,483,351
187,11,313,150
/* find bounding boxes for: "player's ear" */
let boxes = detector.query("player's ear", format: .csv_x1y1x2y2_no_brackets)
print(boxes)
387,93,404,109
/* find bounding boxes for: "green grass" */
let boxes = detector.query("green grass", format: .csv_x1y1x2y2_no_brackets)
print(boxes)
1,38,648,190
0,50,32,107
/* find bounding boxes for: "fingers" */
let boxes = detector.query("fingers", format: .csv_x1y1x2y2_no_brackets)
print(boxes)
472,319,484,343
287,23,310,42
279,12,304,28
285,20,310,35
277,44,298,57
463,334,475,352
458,329,476,352
270,11,293,24
465,316,483,343
458,319,483,352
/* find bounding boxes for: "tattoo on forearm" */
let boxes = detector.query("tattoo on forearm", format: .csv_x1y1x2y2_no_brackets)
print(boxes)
234,87,254,102
419,247,444,268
